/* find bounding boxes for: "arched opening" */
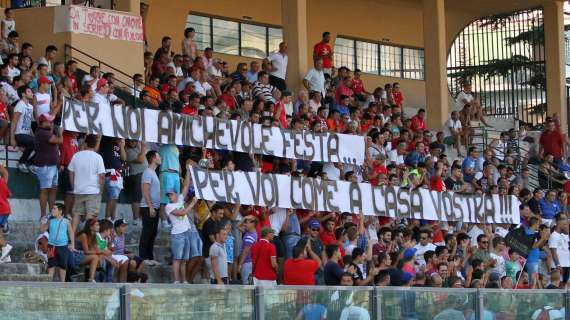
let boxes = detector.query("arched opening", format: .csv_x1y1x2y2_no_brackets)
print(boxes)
447,9,546,125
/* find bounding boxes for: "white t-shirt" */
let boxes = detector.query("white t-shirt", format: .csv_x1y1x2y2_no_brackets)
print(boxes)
67,150,106,195
268,52,288,79
207,65,222,78
322,163,340,181
165,197,191,235
549,231,570,267
7,66,19,81
91,92,110,110
388,149,404,166
443,118,462,138
340,306,370,320
455,91,474,110
1,81,18,104
303,68,325,97
1,19,15,40
413,242,436,266
490,252,506,277
13,100,33,135
176,77,195,93
268,208,287,234
82,75,98,92
34,92,51,120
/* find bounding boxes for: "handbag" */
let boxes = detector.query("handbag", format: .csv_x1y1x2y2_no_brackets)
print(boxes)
47,219,64,259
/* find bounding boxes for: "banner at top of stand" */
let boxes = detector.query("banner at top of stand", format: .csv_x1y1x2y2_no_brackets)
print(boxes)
62,97,366,165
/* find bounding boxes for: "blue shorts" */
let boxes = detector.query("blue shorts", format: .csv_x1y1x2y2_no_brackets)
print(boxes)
0,215,8,226
36,165,59,189
104,176,122,200
160,172,180,204
188,230,203,258
171,230,190,261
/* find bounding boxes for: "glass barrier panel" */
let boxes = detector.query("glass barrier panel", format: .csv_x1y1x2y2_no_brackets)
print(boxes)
128,285,254,320
481,289,566,320
0,284,121,320
260,286,373,320
379,288,477,320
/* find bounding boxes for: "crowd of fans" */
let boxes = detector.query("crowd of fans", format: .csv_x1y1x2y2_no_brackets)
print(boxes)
0,11,568,294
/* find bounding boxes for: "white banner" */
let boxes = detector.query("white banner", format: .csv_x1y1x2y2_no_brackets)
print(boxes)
54,5,144,42
190,167,520,224
62,97,366,164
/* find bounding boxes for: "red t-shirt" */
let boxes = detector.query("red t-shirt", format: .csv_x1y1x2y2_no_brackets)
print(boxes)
65,71,78,90
251,239,277,280
319,230,336,246
393,91,404,107
369,164,387,186
0,178,11,215
0,102,8,120
430,175,445,192
351,78,365,95
313,42,333,68
60,132,79,167
335,83,353,103
180,105,198,116
283,258,320,285
274,102,288,129
220,93,237,110
540,130,564,159
410,115,426,132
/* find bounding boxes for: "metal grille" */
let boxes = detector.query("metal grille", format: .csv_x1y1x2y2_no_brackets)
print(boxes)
447,9,546,125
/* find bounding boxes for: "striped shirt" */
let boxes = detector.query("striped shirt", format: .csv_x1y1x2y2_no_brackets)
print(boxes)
252,81,276,103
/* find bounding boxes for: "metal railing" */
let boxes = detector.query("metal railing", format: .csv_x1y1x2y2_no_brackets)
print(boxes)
0,282,568,320
63,44,144,108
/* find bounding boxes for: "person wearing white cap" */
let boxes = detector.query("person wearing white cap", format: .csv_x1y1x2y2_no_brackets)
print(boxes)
33,112,62,218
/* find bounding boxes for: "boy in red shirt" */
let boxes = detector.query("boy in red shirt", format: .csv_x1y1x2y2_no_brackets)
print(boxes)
351,69,369,102
0,163,11,233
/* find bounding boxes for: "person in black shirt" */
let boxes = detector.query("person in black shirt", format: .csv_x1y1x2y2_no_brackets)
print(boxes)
323,244,344,285
99,136,126,221
201,203,225,259
445,165,466,193
528,188,543,216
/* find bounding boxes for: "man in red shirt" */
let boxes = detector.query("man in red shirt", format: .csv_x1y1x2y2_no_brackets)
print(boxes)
319,219,336,245
410,109,427,132
313,31,334,75
180,93,200,116
392,82,404,108
65,60,78,93
539,120,566,167
251,227,278,285
283,239,321,285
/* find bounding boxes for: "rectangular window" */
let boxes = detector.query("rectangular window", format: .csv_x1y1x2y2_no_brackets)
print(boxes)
268,27,283,54
186,13,283,58
356,41,378,74
403,48,425,80
334,36,424,80
241,24,267,59
333,37,356,70
186,14,211,50
212,19,239,55
380,44,403,78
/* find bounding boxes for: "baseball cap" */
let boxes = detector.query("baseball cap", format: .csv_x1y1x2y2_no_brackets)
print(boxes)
114,219,127,229
96,78,108,90
261,226,275,237
38,76,52,85
165,188,177,195
308,219,321,230
38,113,55,123
403,248,417,260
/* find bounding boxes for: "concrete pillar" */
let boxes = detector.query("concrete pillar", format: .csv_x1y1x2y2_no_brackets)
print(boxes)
114,0,140,15
544,0,566,132
281,0,308,92
422,0,448,129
